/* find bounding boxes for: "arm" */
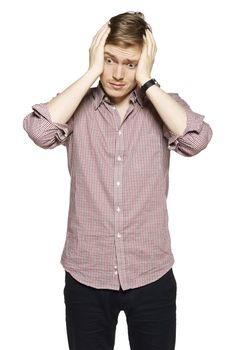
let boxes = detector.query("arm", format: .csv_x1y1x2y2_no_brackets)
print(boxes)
47,70,101,125
23,22,111,149
142,84,187,137
143,86,213,156
136,28,213,156
161,92,213,156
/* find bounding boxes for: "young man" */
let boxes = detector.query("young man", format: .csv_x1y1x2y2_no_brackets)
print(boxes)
23,11,213,350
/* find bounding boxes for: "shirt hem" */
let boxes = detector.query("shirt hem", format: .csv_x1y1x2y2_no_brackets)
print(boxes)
60,258,175,291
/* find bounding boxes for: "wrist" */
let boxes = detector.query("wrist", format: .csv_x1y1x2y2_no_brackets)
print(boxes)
87,67,101,79
140,78,161,95
138,76,151,87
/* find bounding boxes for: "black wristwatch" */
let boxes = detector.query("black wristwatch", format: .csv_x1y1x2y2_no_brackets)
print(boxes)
141,78,160,94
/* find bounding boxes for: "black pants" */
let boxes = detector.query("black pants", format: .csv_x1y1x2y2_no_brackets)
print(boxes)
63,268,177,350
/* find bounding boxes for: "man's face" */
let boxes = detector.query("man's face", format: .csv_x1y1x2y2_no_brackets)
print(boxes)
100,44,142,105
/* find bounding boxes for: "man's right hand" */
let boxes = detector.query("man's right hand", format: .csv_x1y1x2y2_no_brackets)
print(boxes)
42,23,111,128
88,22,111,77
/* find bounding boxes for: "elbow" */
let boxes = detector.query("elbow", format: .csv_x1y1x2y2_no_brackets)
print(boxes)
195,123,213,154
175,123,213,157
23,116,58,149
32,137,58,149
182,127,213,156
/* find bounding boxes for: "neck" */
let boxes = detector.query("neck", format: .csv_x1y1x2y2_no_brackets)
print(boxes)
110,95,130,108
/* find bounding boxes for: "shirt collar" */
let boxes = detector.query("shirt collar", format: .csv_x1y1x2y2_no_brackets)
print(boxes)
92,80,145,110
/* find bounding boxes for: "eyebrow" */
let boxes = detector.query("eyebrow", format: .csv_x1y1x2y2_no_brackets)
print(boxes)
104,51,138,64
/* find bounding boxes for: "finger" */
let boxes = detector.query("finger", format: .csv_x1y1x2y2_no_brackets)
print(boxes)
141,35,147,54
94,26,111,48
91,26,110,50
92,23,109,44
97,22,109,34
144,30,151,56
143,33,148,48
147,29,157,51
146,29,156,57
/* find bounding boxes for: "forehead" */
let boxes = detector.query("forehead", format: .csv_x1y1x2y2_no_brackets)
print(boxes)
104,44,142,62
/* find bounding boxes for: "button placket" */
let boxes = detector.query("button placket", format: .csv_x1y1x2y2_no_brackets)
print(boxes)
113,123,126,282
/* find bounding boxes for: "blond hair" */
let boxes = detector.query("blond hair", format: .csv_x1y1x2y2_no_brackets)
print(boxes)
106,11,151,48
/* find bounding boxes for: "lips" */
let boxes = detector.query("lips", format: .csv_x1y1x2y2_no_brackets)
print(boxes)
109,82,125,87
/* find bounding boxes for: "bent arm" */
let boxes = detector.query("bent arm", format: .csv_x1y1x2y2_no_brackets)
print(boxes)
23,69,99,149
47,69,99,124
162,93,213,156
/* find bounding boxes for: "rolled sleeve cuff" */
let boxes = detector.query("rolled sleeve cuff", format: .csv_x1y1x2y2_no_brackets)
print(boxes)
163,109,205,150
32,102,73,143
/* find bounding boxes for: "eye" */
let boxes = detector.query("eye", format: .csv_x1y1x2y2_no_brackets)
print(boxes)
127,63,136,69
105,57,113,64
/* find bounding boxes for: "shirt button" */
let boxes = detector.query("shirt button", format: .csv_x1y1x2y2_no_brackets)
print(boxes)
117,156,122,161
114,270,118,275
116,181,120,186
119,130,122,135
117,232,121,238
114,265,117,269
116,206,120,212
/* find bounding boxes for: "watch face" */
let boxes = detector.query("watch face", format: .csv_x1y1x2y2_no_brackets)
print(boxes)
153,79,160,87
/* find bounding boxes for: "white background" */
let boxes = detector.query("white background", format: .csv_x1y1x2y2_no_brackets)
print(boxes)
1,0,233,349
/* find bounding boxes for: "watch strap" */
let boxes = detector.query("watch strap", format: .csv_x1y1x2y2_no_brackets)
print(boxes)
141,78,160,94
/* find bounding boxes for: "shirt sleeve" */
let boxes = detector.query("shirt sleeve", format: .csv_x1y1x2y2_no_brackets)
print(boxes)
23,96,74,149
162,93,213,156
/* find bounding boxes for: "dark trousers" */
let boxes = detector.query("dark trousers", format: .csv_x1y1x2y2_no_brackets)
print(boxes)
63,268,177,350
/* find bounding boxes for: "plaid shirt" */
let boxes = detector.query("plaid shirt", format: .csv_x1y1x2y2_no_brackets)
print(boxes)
23,81,213,290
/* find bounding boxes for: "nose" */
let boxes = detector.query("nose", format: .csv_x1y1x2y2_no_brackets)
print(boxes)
112,64,124,80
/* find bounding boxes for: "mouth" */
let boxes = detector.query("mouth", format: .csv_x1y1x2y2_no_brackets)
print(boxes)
109,82,125,89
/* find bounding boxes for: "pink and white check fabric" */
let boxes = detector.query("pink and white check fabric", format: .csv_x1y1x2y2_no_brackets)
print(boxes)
23,81,213,290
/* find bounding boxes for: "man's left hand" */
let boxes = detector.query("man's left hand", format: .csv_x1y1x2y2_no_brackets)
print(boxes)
135,28,157,86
